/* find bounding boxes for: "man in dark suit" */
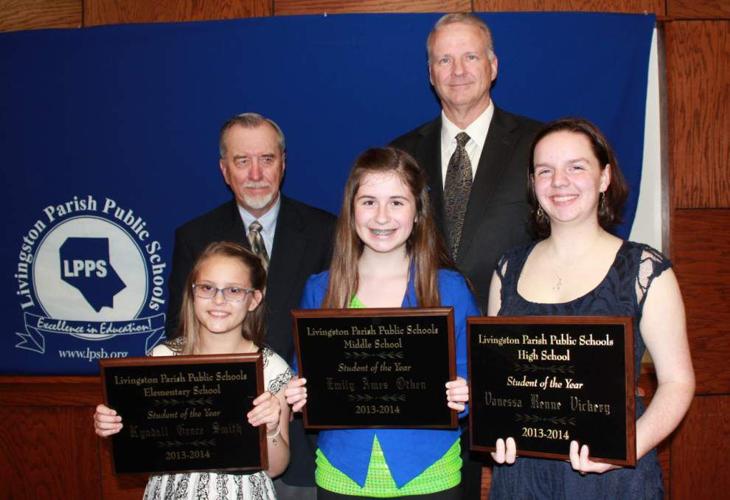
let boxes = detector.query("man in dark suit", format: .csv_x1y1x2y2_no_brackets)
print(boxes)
391,14,540,499
391,13,541,310
166,112,336,499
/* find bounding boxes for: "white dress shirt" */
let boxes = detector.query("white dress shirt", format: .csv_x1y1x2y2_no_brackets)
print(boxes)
237,196,280,256
439,102,495,186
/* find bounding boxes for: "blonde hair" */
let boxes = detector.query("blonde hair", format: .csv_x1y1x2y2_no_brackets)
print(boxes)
176,242,267,354
427,13,495,62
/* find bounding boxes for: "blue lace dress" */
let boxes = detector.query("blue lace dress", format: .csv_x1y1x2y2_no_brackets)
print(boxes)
490,240,669,500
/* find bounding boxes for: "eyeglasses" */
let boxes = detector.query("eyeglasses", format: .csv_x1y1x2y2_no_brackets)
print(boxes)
192,283,255,302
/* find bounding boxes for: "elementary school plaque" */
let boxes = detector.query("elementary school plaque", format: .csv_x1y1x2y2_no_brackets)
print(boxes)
101,353,266,474
468,316,635,466
292,308,457,429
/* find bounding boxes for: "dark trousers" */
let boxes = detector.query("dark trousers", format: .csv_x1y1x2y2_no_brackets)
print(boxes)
459,427,484,499
317,484,462,499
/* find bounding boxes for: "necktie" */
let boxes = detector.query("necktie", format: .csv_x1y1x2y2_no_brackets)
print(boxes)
247,221,269,269
443,132,472,259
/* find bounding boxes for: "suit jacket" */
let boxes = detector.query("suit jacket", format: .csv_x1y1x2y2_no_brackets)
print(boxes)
391,107,541,310
166,195,336,362
165,196,336,487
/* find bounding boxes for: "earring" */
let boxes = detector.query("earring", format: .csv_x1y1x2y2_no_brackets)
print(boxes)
599,191,606,214
536,205,546,221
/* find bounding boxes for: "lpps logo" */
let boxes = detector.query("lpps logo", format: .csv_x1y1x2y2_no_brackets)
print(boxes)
15,195,167,358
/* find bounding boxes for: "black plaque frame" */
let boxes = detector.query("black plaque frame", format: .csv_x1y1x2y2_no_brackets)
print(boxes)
292,307,457,429
468,316,635,466
100,353,267,474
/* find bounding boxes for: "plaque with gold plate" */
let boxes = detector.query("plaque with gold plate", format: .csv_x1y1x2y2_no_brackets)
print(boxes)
468,316,635,466
292,307,457,429
101,353,266,474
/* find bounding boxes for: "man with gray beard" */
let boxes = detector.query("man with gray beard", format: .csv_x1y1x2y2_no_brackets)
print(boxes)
166,112,336,499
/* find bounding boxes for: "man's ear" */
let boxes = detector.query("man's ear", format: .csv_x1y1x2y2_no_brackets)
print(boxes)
219,159,230,185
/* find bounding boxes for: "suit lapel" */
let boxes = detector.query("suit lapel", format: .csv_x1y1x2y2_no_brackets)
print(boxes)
267,197,306,304
414,118,446,235
222,201,250,248
458,108,520,262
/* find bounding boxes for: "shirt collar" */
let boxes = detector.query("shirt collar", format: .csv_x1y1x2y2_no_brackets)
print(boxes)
440,101,494,149
236,195,281,233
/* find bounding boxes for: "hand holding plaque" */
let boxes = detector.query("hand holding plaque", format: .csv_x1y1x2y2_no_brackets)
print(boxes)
468,316,635,466
99,354,268,474
291,308,458,429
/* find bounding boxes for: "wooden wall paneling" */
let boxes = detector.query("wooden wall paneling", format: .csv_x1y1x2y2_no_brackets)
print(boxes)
0,407,100,499
668,0,730,19
671,209,730,394
0,0,81,32
480,467,491,499
274,0,470,15
84,0,272,27
669,395,730,499
0,375,101,406
0,375,148,499
665,20,730,209
0,377,102,499
474,0,665,14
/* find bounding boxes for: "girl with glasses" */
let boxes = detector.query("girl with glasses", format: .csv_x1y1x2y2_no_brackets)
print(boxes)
93,242,292,499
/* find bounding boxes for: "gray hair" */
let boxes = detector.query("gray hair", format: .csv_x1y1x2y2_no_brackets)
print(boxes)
219,112,286,157
426,13,495,63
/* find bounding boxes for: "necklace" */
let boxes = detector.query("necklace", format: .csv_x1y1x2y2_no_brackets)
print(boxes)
553,274,563,292
547,233,606,294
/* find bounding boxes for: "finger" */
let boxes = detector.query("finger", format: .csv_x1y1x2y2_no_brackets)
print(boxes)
94,413,122,425
248,400,279,425
292,399,307,412
283,386,299,401
95,404,116,416
445,386,469,404
287,377,306,389
286,388,307,407
284,384,306,398
247,407,262,424
569,440,581,471
95,417,122,428
505,437,517,464
446,383,469,395
447,401,465,411
95,422,122,437
447,390,469,403
491,438,506,463
444,377,466,389
579,444,591,472
252,391,273,406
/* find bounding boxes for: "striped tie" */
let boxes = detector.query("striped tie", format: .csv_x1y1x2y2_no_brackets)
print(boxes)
247,220,269,269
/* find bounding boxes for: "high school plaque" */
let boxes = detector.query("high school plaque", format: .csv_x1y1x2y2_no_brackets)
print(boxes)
468,316,635,466
101,353,267,474
292,308,457,429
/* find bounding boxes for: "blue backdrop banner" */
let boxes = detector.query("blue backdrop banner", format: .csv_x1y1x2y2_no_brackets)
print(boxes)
0,13,655,374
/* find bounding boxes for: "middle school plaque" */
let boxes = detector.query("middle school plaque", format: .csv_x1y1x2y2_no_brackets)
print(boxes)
292,308,457,429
